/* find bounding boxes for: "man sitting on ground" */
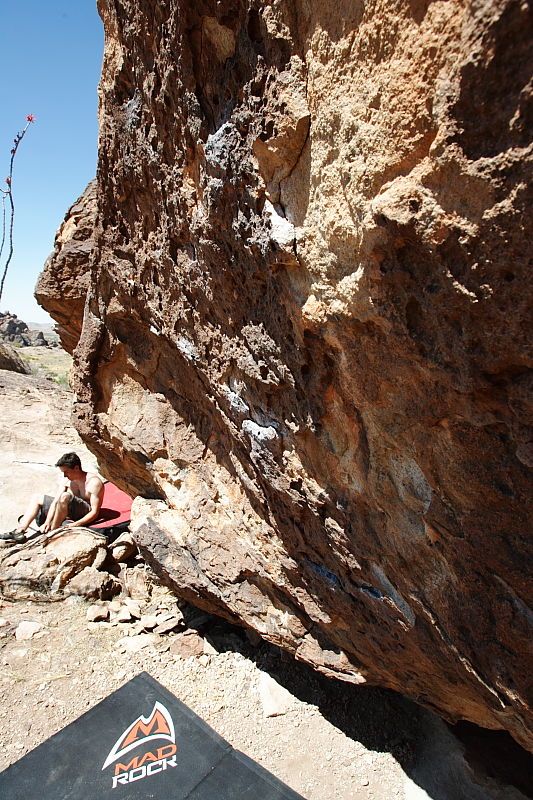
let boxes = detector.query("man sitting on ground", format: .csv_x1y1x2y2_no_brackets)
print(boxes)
1,452,105,543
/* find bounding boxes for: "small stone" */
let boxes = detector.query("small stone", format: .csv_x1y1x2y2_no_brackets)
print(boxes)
65,567,121,600
123,597,141,618
109,533,137,563
92,546,108,571
116,633,158,653
153,615,184,635
257,672,294,718
155,612,175,625
198,654,210,667
108,600,122,612
15,620,42,641
86,604,109,622
361,777,369,786
116,607,133,623
86,621,110,631
169,631,204,658
203,639,218,656
139,615,158,630
122,566,151,600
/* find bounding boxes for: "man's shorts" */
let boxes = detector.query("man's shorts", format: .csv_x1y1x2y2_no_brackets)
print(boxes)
37,493,91,527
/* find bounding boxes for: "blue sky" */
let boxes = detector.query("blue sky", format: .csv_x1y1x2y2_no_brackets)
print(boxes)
0,1,103,323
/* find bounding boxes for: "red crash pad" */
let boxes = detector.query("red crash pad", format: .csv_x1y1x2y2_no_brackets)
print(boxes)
90,482,132,530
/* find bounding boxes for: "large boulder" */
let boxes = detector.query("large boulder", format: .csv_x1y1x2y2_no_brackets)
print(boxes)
0,529,118,600
0,342,30,374
37,0,532,750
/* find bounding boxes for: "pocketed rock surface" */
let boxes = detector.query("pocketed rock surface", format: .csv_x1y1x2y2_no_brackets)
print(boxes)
36,0,533,749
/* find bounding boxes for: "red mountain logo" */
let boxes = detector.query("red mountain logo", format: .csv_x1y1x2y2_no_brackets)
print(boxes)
102,702,176,771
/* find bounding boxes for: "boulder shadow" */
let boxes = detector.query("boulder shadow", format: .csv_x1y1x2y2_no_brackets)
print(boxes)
192,609,533,800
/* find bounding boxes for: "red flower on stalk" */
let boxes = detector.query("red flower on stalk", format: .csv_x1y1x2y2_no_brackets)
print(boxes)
26,114,35,123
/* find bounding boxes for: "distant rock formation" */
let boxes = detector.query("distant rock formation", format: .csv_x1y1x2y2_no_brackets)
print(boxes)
38,0,533,750
0,311,50,347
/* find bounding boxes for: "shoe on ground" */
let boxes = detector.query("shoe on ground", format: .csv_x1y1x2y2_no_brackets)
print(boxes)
0,530,27,543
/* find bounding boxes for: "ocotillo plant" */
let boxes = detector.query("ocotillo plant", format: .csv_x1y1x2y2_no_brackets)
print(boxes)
0,114,35,304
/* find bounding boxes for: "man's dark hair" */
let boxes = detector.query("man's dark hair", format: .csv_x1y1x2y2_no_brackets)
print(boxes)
55,452,82,470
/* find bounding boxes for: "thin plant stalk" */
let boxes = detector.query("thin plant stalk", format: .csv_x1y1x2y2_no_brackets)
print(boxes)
0,194,6,268
0,115,35,304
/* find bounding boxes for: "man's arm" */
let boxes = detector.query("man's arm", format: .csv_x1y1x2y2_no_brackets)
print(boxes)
66,478,104,529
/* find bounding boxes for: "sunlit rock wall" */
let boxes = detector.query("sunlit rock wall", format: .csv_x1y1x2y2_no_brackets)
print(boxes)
38,0,532,749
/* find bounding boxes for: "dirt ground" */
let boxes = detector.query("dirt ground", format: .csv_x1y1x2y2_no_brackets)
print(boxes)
0,361,531,800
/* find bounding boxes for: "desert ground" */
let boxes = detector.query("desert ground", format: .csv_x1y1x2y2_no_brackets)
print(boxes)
0,352,530,800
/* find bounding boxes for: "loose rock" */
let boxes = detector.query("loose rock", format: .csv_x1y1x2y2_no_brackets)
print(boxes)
122,597,141,618
15,621,42,641
257,672,295,718
139,615,158,630
169,631,204,659
153,615,184,635
116,633,158,653
86,604,109,622
65,567,121,600
109,533,137,563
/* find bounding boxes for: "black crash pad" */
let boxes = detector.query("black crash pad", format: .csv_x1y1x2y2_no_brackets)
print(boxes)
0,671,305,800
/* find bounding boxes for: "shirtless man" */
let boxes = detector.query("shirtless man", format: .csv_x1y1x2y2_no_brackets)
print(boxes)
1,452,104,543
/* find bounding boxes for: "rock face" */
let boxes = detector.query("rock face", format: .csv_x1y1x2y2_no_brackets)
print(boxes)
37,0,532,749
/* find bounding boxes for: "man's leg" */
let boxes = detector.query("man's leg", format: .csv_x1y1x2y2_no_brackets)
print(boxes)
47,492,72,531
16,494,46,533
67,495,91,525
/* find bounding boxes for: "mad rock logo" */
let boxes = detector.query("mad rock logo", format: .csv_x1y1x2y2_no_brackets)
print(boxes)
102,702,178,788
